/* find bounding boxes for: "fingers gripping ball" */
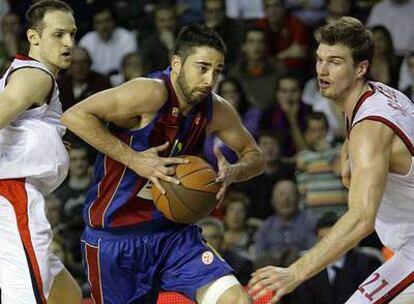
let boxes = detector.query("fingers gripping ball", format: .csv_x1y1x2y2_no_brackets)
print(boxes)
152,155,221,223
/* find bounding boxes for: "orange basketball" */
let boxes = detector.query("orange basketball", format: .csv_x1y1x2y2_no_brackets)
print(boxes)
151,155,221,223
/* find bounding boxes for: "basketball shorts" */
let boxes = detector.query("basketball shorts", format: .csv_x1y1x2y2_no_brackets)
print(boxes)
81,221,234,304
0,179,64,304
346,243,414,303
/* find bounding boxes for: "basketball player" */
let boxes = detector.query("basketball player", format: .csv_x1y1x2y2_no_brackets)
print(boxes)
249,17,414,304
0,1,82,304
62,24,265,303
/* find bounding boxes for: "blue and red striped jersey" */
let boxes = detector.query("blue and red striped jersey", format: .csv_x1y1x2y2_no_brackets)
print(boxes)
83,68,213,229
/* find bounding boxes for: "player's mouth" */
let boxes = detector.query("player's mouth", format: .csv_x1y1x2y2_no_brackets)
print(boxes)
61,51,72,60
318,78,331,89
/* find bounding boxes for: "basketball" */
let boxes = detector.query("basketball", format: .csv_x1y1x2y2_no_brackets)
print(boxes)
151,155,222,223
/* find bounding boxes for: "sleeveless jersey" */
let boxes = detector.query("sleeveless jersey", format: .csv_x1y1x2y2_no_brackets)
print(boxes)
349,81,414,251
0,54,69,195
83,68,213,229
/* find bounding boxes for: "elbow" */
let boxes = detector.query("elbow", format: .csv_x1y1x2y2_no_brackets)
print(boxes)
354,213,376,237
61,107,81,130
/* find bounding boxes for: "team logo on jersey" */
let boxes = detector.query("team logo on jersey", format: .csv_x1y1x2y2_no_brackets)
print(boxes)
201,251,214,265
172,107,180,117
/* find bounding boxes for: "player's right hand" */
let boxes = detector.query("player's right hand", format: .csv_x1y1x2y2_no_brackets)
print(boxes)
131,141,189,194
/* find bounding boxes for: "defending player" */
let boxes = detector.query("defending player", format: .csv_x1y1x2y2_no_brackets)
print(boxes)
0,1,81,304
62,24,265,303
249,17,414,304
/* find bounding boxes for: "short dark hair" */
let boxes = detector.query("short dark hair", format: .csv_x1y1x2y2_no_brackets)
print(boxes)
317,16,374,65
26,0,73,32
277,72,303,90
242,25,266,44
173,23,227,62
305,112,329,131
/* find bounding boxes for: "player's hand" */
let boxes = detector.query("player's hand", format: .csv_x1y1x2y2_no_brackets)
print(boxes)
214,145,235,204
248,266,299,304
133,141,189,194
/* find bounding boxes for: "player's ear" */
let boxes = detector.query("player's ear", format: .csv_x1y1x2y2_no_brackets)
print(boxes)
27,28,40,46
356,60,369,79
171,54,182,74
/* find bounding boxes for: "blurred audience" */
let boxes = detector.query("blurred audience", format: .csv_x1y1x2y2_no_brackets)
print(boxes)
253,179,316,254
370,25,399,88
79,3,138,85
222,191,256,259
120,52,145,82
402,52,414,100
260,73,313,157
198,216,253,285
225,0,264,20
228,26,285,110
296,112,348,217
139,2,177,72
0,12,28,65
58,46,112,111
256,0,309,72
235,130,295,220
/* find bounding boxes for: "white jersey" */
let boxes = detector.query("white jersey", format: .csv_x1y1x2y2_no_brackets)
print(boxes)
350,81,414,252
0,55,69,194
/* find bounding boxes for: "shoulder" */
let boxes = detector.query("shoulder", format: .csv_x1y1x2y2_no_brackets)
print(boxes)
8,68,53,90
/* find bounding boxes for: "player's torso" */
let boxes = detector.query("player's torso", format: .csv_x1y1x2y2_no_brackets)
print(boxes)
84,68,213,230
349,81,414,250
0,55,69,194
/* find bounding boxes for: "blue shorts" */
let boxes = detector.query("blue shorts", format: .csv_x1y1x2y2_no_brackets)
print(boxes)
81,220,233,304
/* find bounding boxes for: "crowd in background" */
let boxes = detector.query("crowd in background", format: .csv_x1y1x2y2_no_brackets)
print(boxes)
1,0,413,302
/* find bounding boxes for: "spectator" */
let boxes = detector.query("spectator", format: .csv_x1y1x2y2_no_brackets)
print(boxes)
58,46,112,111
285,0,326,27
222,191,256,259
0,13,28,66
225,0,264,20
366,0,414,57
139,2,177,72
297,212,383,304
235,130,295,220
402,52,414,100
202,0,245,65
253,179,316,253
256,0,309,72
120,52,145,82
370,26,399,88
45,194,63,229
260,73,313,157
296,112,348,217
203,77,261,168
227,26,285,110
79,4,138,85
197,217,254,285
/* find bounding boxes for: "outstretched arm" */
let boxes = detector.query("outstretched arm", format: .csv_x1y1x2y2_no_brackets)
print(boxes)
62,78,188,193
0,69,52,129
249,120,393,303
208,95,265,200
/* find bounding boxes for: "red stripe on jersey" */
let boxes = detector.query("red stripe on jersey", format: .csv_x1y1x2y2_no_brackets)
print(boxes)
88,134,132,227
84,242,103,304
15,54,38,61
359,116,414,156
0,179,46,304
350,85,376,126
374,272,414,304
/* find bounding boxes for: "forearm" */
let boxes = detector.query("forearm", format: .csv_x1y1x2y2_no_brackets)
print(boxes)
62,110,136,167
290,210,373,283
231,149,265,182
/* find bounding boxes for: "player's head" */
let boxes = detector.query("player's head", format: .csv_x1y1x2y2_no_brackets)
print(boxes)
315,16,373,101
171,23,226,105
26,0,76,72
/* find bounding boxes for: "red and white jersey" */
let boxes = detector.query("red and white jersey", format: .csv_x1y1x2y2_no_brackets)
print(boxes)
350,81,414,252
0,55,69,194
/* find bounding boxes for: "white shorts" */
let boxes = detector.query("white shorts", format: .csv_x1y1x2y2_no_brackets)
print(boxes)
346,244,414,304
0,179,64,304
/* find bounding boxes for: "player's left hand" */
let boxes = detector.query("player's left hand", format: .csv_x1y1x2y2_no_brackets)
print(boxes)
248,266,300,304
214,145,236,203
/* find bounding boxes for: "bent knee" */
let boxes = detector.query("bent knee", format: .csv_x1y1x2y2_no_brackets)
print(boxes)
217,285,251,304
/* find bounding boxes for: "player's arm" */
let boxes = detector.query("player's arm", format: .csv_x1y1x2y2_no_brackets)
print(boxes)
208,95,265,197
249,120,392,303
0,68,52,129
62,78,188,192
